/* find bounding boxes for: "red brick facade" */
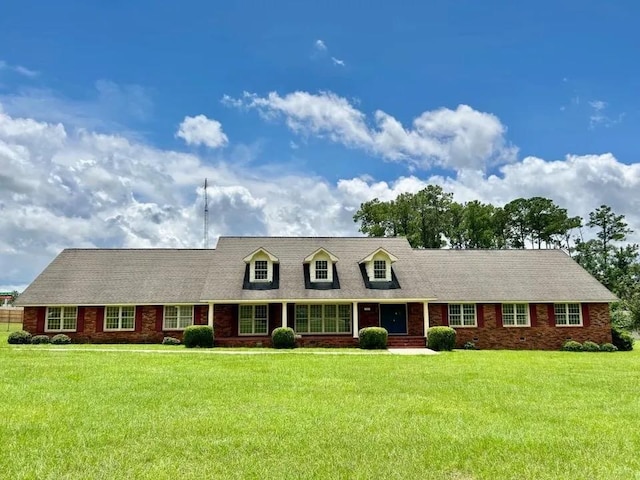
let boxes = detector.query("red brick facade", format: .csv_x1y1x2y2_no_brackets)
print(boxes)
428,303,612,350
22,301,612,349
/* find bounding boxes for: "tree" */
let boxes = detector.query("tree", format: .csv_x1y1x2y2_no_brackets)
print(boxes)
353,199,391,237
413,186,453,248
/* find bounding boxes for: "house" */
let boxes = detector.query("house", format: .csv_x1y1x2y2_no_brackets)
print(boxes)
16,236,617,349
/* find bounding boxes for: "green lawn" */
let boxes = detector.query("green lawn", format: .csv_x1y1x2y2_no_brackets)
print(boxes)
1,331,639,479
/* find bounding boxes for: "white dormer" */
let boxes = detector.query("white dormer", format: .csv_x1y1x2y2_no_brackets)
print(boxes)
243,248,279,282
304,248,339,283
359,248,398,282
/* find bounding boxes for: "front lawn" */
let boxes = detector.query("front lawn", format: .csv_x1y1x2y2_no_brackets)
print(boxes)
1,337,639,479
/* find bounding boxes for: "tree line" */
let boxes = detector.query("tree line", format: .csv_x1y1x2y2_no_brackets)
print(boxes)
353,185,640,328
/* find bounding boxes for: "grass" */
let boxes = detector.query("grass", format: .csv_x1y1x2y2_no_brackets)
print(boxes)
1,330,639,479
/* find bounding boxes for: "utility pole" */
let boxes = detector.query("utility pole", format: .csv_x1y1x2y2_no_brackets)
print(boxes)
203,178,209,249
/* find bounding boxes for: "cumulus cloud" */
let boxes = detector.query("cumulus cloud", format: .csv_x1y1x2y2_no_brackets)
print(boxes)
2,92,640,294
224,90,517,171
331,57,345,67
176,114,228,149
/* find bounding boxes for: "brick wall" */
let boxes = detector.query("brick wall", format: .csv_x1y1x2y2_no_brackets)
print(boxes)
428,303,612,350
23,305,209,343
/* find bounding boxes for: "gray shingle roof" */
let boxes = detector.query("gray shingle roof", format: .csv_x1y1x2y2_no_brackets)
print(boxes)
414,249,618,302
16,238,617,306
201,237,434,301
16,249,213,306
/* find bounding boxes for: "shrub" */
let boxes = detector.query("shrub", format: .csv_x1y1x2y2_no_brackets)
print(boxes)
600,343,618,352
561,340,583,352
463,341,477,350
612,328,634,351
51,334,71,345
162,337,181,346
358,327,388,350
31,335,50,344
183,325,213,348
7,330,32,344
271,327,296,349
582,341,600,352
427,326,456,351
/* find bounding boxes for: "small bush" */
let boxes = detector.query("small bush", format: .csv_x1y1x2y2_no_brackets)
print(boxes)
358,327,388,350
51,334,71,345
427,326,456,351
582,341,600,352
162,337,181,346
463,341,477,350
7,330,32,344
183,325,214,348
612,328,634,351
561,340,583,352
600,343,618,352
31,335,51,344
272,327,295,349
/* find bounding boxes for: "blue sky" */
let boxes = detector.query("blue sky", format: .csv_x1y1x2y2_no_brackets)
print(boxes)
1,0,639,290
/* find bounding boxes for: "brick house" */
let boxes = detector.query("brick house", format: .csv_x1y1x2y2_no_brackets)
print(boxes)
16,236,617,349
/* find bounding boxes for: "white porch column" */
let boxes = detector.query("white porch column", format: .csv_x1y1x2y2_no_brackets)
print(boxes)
352,301,359,338
208,303,214,328
423,302,429,337
282,302,288,328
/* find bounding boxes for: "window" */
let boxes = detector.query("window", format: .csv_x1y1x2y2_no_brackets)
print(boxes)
163,305,194,330
295,304,351,334
315,260,328,280
373,260,387,279
105,306,135,331
254,260,268,280
555,303,582,326
46,306,78,332
448,304,477,327
502,304,530,327
239,304,268,335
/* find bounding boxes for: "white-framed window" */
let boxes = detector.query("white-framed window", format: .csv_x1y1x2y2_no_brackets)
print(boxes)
315,260,328,280
448,304,477,327
239,304,268,335
46,306,78,332
254,260,268,280
105,306,135,331
295,304,351,334
373,260,387,279
502,304,530,327
163,305,194,330
555,303,582,326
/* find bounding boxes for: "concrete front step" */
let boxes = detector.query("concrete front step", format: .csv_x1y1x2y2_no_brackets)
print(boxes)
387,336,426,348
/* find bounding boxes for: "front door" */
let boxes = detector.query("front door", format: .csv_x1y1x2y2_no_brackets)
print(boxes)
380,304,407,335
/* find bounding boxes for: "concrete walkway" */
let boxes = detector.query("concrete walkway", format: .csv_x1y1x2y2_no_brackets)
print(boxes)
388,348,439,355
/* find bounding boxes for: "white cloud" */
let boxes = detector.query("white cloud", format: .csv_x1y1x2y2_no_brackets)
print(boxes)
588,100,624,129
225,90,517,171
0,60,39,78
589,100,607,111
331,57,345,67
2,91,640,294
176,114,228,149
314,39,327,51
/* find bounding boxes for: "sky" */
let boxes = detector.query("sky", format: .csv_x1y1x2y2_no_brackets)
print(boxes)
1,0,640,291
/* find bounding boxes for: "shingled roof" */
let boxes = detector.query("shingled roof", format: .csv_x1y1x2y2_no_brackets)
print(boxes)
414,249,618,303
17,249,214,306
16,238,617,306
201,236,434,301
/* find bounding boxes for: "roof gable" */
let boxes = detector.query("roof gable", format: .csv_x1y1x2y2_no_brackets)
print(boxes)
359,248,399,264
242,247,279,263
303,247,339,263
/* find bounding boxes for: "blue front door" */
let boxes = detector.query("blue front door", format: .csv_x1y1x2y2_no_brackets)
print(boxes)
380,304,407,334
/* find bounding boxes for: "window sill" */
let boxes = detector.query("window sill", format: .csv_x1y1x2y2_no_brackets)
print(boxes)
555,324,583,328
449,325,478,329
103,328,136,332
502,325,531,328
45,329,77,333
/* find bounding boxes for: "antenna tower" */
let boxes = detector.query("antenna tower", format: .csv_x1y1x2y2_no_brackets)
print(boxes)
203,178,209,249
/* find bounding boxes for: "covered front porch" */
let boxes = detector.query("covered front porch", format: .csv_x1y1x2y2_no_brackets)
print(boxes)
207,301,429,348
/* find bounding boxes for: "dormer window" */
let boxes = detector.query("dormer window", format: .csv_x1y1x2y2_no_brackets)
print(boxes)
243,248,279,287
254,260,268,280
315,260,328,280
373,260,387,280
359,248,398,286
304,248,339,286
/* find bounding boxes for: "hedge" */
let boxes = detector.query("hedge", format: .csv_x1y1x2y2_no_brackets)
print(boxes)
272,327,296,349
183,326,214,348
358,327,388,349
427,326,456,351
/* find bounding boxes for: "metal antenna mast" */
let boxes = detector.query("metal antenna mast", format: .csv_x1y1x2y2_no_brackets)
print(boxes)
203,178,209,249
